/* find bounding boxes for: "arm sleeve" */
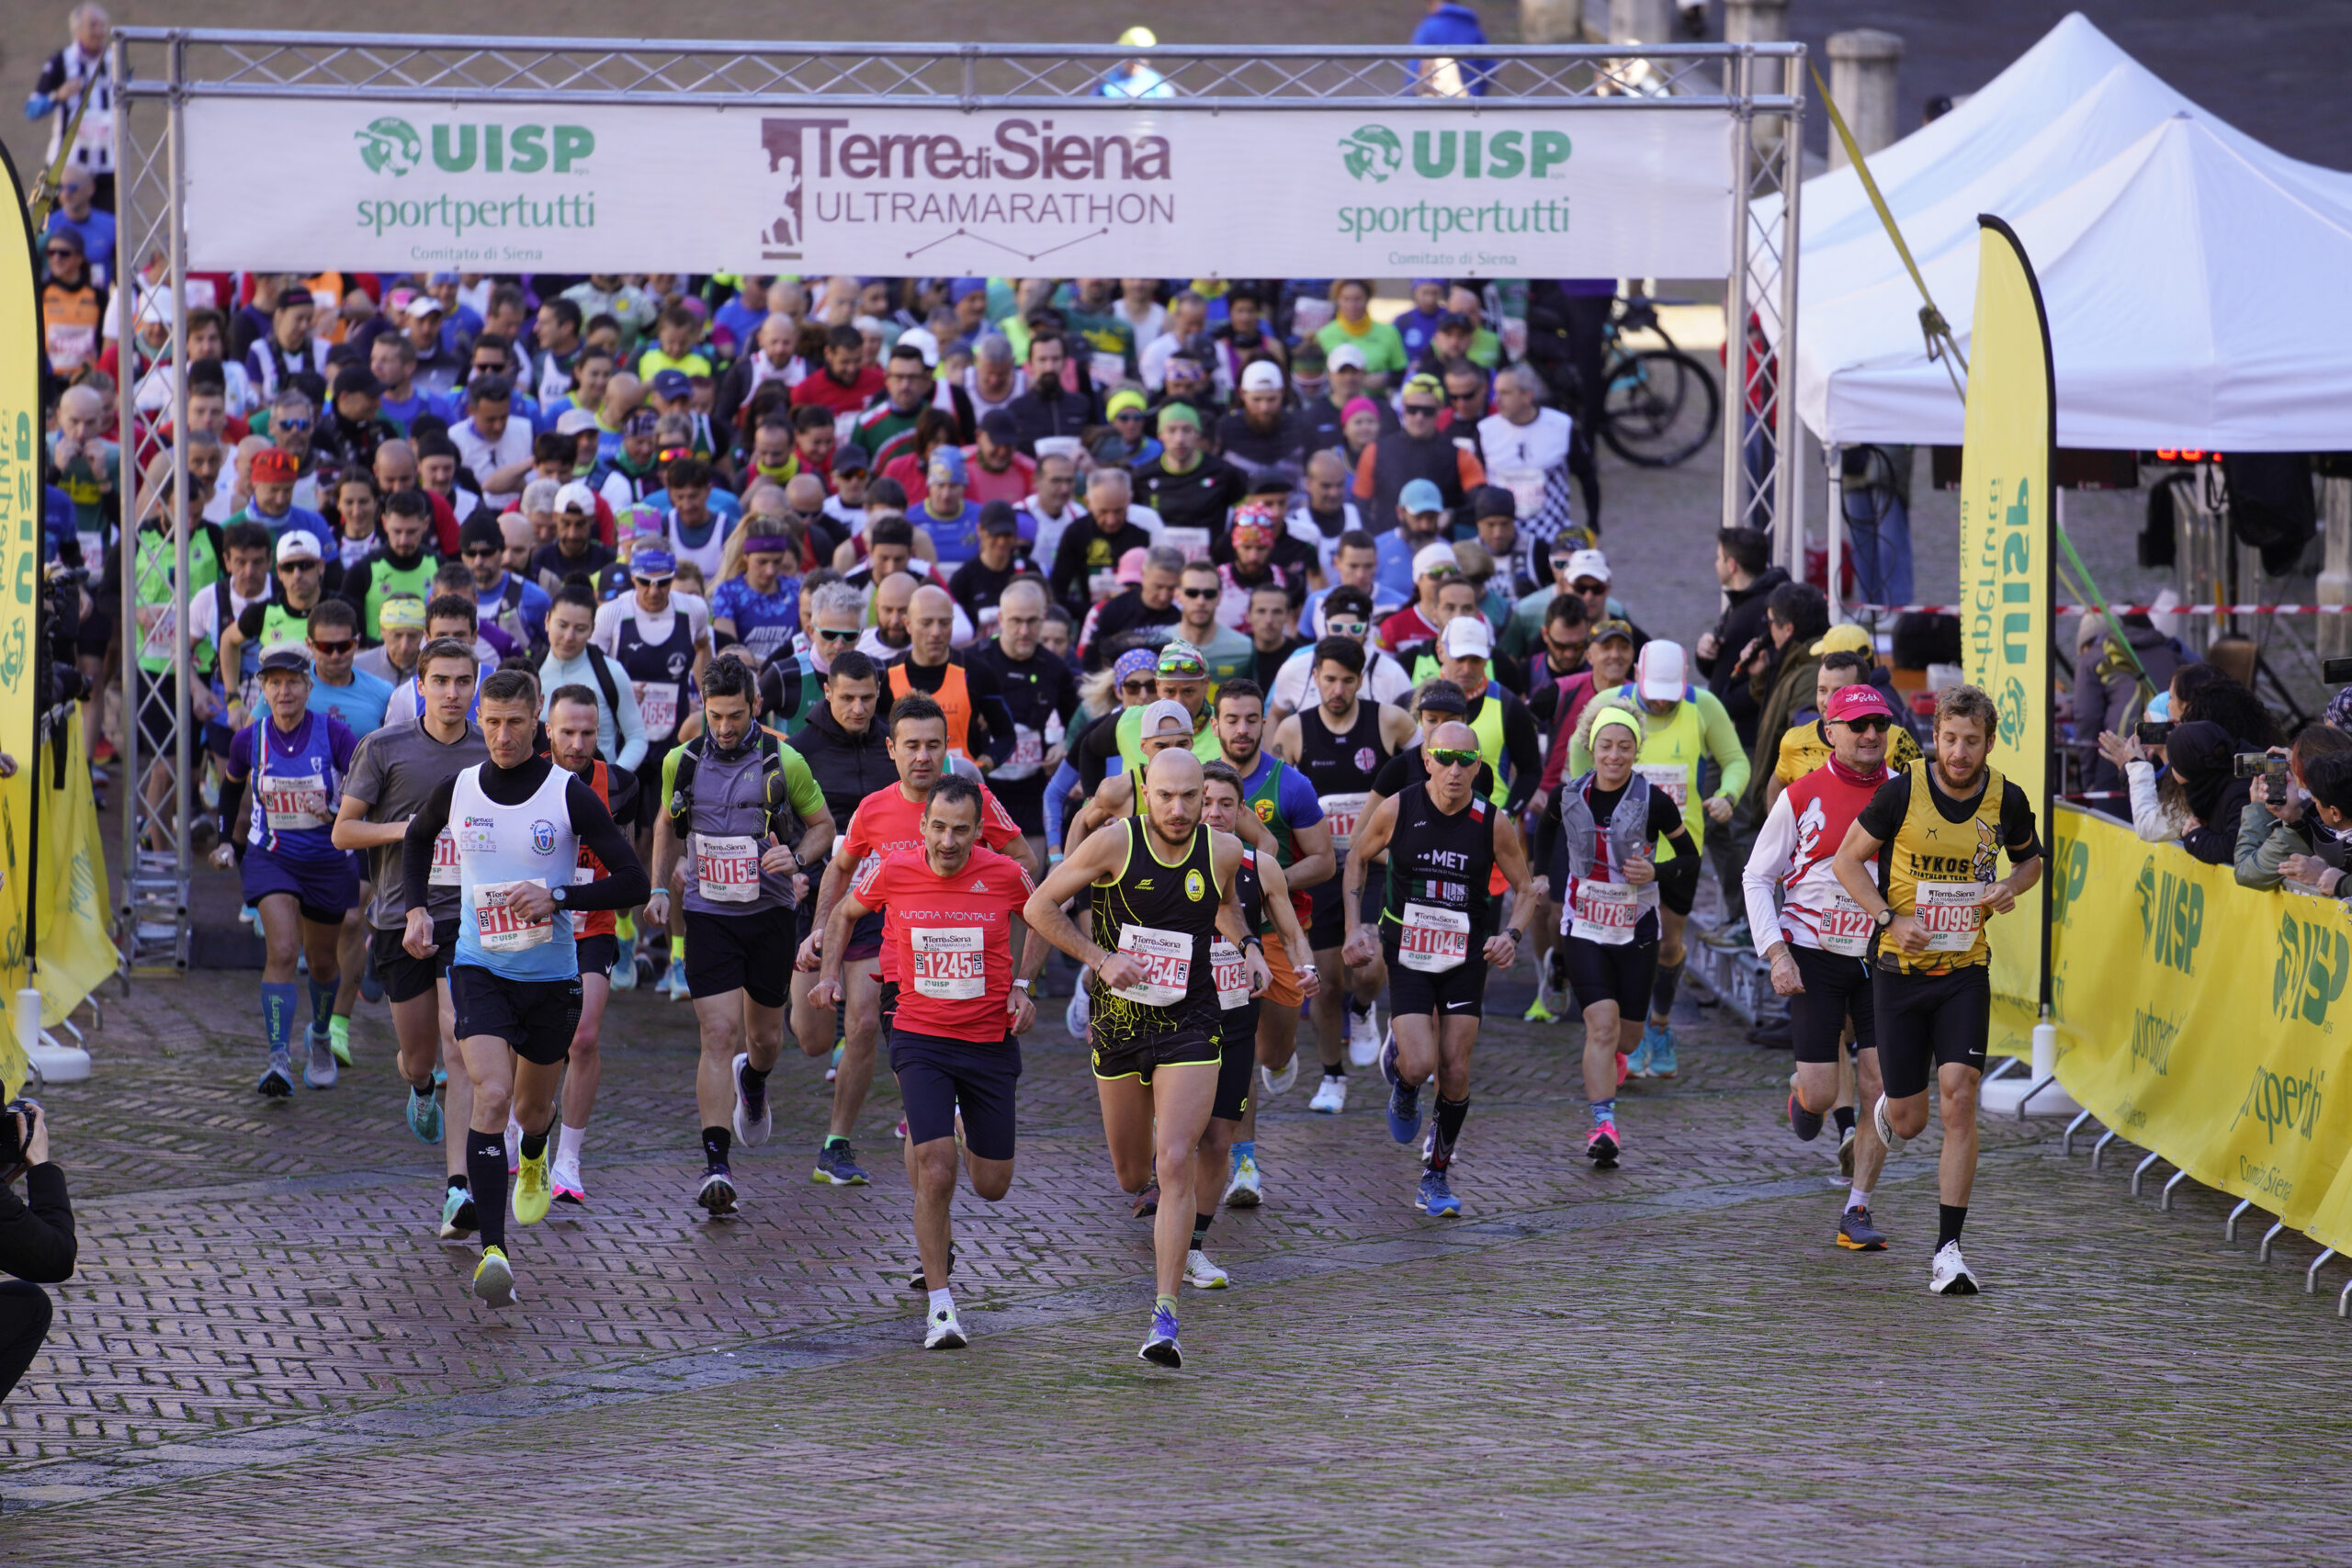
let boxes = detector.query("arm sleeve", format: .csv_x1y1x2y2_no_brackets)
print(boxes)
611,668,648,773
966,663,1016,766
1697,689,1748,803
1499,696,1543,814
780,748,827,822
1651,791,1693,850
562,776,650,908
401,775,458,911
2125,760,2174,842
1854,774,1911,844
1045,758,1081,849
2000,780,2042,862
1743,792,1799,957
1371,751,1412,796
1352,444,1376,501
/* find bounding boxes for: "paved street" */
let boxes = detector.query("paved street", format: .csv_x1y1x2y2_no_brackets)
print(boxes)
2,958,2347,1563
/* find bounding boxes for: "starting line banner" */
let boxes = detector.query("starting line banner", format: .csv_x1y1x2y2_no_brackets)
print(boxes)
184,98,1734,278
2051,805,2352,1244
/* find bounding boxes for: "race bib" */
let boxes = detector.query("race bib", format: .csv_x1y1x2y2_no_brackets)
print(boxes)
1914,882,1985,953
1161,526,1211,562
428,829,462,886
1211,940,1250,1010
1319,792,1369,857
139,604,177,661
1634,763,1690,808
259,771,332,831
994,723,1045,782
1107,923,1193,1007
1494,466,1550,519
1815,892,1873,957
695,832,763,903
1089,351,1129,389
639,681,681,739
910,927,986,1000
1398,901,1471,973
1568,878,1638,946
472,878,553,953
574,840,602,886
1088,569,1121,604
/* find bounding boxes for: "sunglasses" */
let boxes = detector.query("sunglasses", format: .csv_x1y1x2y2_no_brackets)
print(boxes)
1422,565,1459,580
277,559,321,572
1549,638,1591,657
1181,587,1219,600
814,626,860,642
633,574,674,587
276,418,313,433
1429,747,1482,768
1119,679,1155,696
1326,620,1369,639
1114,409,1145,422
462,546,502,558
309,638,356,657
44,247,74,260
1573,581,1609,594
1448,390,1484,404
1401,403,1440,417
1837,716,1894,734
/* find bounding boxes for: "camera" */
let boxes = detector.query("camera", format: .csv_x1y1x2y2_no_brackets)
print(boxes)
2136,721,2171,746
2234,752,2290,782
0,1100,39,1167
2325,656,2352,686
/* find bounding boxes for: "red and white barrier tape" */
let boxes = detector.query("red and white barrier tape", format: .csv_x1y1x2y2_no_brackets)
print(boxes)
1849,604,2348,616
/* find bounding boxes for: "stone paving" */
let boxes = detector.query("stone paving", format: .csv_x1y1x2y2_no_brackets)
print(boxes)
3,958,2348,1563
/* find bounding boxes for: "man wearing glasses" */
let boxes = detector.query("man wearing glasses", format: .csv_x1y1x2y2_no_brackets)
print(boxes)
1503,543,1641,660
458,517,551,654
216,533,332,703
1269,584,1412,721
1170,561,1255,691
1351,372,1484,547
1376,536,1466,654
300,596,392,1070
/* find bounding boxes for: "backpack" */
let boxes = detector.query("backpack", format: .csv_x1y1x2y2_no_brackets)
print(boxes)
666,726,796,837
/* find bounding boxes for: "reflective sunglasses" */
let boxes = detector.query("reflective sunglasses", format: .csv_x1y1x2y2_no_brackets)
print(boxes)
1429,747,1482,768
814,626,860,643
1326,619,1369,639
1421,564,1460,580
1548,637,1591,659
309,638,356,657
275,417,313,433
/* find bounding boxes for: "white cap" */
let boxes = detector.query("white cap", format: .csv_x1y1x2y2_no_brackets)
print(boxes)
1411,542,1460,580
1635,640,1687,703
403,295,443,319
1140,699,1194,740
1564,547,1611,585
896,326,942,367
1326,343,1367,371
1239,359,1285,394
555,407,600,436
274,531,322,564
1439,616,1493,660
555,480,596,514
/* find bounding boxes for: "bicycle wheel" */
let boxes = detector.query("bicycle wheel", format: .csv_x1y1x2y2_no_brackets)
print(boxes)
1600,349,1721,468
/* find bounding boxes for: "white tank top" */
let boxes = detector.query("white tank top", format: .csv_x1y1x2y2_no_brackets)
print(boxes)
450,761,580,980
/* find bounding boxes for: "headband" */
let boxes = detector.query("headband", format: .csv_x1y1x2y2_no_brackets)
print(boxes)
377,599,427,632
1591,708,1643,745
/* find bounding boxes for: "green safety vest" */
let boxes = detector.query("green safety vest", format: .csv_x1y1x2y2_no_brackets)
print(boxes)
1411,652,1510,807
131,523,222,676
258,603,312,654
364,555,439,640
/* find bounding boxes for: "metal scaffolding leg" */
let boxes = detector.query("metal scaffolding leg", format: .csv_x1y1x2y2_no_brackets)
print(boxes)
2307,1248,2336,1295
2091,1128,2121,1170
2337,1275,2352,1319
2063,1109,2095,1156
2225,1198,2253,1242
2160,1168,2191,1212
2260,1221,2289,1263
2130,1150,2165,1197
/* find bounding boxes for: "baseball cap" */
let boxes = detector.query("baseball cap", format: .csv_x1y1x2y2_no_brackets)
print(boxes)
630,547,678,580
1413,680,1469,717
251,448,299,486
257,645,311,677
44,226,83,256
1411,541,1459,580
1635,640,1688,703
978,408,1019,446
1439,617,1493,660
831,443,871,475
1156,640,1209,679
1590,617,1636,646
274,531,322,564
897,326,942,367
555,407,600,436
1399,478,1445,516
403,295,443,319
1140,698,1193,740
1238,359,1285,394
1117,546,1148,585
1106,388,1148,420
622,408,662,436
1825,682,1894,724
650,368,692,400
1812,623,1873,658
1327,343,1367,372
927,446,967,483
1471,486,1517,521
978,499,1021,536
1565,548,1612,586
948,277,988,303
556,480,596,515
1436,310,1476,333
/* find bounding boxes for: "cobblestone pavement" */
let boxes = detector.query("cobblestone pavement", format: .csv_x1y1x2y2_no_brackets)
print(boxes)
5,959,2350,1563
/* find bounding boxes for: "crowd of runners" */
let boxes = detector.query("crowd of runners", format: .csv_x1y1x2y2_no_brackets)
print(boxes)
66,261,2045,1364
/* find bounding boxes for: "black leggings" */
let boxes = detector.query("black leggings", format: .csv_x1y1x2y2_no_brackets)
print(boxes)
0,1280,53,1403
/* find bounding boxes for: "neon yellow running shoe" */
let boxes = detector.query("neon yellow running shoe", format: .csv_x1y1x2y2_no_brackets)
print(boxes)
327,1014,353,1066
1523,996,1557,1023
514,1146,553,1225
472,1246,518,1308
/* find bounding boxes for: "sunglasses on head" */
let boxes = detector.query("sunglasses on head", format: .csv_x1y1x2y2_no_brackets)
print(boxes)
1838,716,1894,734
309,638,355,657
1429,747,1481,768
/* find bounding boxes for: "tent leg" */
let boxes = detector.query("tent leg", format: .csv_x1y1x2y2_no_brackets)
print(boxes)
2091,1128,2121,1170
2160,1168,2190,1211
2063,1108,2095,1156
2260,1221,2288,1263
2307,1247,2336,1295
2130,1149,2165,1197
2225,1198,2253,1241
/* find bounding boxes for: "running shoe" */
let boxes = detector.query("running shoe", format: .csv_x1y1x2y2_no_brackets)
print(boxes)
1871,1093,1907,1156
1065,990,1090,1038
1183,1249,1230,1290
1837,1205,1887,1251
1307,1073,1348,1114
697,1164,739,1216
1522,994,1557,1024
303,1023,338,1089
1346,999,1381,1067
663,964,692,1002
1787,1090,1824,1143
513,1145,553,1225
826,1040,842,1084
611,938,638,990
1928,1241,1980,1295
256,1049,295,1098
405,1083,443,1145
1138,1305,1182,1368
924,1307,968,1349
1623,1035,1654,1077
327,1015,353,1066
731,1053,773,1147
1838,1124,1858,1178
1259,1054,1298,1096
812,1139,870,1186
1415,1168,1463,1217
1587,1121,1621,1169
1131,1182,1159,1219
1645,1023,1680,1077
472,1246,517,1308
1222,1151,1261,1209
550,1156,586,1208
439,1183,477,1241
1385,1079,1423,1146
895,1116,908,1141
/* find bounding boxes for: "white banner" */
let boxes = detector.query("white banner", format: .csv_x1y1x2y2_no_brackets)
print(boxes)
185,98,1734,278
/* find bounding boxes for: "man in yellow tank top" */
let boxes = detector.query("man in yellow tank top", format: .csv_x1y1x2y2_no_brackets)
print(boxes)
1831,684,2042,1298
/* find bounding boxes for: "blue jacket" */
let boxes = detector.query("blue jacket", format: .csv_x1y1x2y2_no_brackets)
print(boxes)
1408,4,1495,97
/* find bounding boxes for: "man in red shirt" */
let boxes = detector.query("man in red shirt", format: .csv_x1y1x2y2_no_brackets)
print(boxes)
813,773,1043,1350
960,409,1037,508
800,692,1035,1187
790,324,886,418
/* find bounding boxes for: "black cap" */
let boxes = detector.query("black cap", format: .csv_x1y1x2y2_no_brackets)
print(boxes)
334,365,382,399
1437,310,1476,332
978,408,1019,445
1414,680,1469,716
1471,485,1517,521
1322,585,1374,620
257,646,311,677
978,499,1022,536
458,517,504,552
832,442,871,474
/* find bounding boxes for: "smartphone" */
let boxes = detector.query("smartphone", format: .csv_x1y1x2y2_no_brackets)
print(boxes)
2135,722,2171,746
2326,656,2352,686
2234,752,2290,781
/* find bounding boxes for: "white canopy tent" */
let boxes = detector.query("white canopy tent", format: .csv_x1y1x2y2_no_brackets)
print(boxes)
1758,12,2352,451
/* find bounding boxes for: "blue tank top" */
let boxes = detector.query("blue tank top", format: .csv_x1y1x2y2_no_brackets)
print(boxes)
240,711,350,862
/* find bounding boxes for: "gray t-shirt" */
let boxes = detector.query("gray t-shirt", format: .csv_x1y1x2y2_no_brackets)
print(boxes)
342,720,491,929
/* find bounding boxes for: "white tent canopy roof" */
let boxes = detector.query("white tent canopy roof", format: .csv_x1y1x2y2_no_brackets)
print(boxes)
1761,13,2352,451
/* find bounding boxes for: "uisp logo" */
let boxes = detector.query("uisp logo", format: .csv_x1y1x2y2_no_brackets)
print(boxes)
2133,854,2202,975
2274,910,2351,1027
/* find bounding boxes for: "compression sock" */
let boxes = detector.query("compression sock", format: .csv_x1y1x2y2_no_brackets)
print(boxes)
1938,1203,1968,1249
1156,1293,1178,1315
742,1061,772,1092
466,1129,508,1249
1193,1212,1215,1247
1847,1187,1872,1213
447,1172,469,1195
1430,1096,1470,1170
557,1122,587,1169
308,975,336,1027
1833,1105,1858,1137
1649,959,1685,1025
1230,1139,1255,1170
1326,1059,1346,1077
520,1123,548,1162
671,934,686,966
702,1126,731,1168
1590,1096,1617,1129
616,912,635,941
261,981,298,1055
825,1133,850,1149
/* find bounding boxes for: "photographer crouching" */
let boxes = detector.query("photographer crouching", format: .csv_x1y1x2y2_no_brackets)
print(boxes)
0,1101,76,1404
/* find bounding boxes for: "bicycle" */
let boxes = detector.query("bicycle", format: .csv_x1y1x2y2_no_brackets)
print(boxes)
1597,296,1721,468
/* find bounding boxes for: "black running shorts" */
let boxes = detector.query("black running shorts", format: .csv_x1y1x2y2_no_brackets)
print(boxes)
448,965,582,1066
684,907,793,1009
891,1027,1022,1161
1872,963,1989,1099
1213,998,1261,1122
1091,1022,1222,1083
371,918,459,1005
575,934,618,978
1561,931,1658,1017
1788,943,1877,1065
1385,946,1487,1020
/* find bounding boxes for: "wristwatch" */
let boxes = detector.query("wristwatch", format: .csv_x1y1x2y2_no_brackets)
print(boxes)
1873,906,1896,931
550,884,569,908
